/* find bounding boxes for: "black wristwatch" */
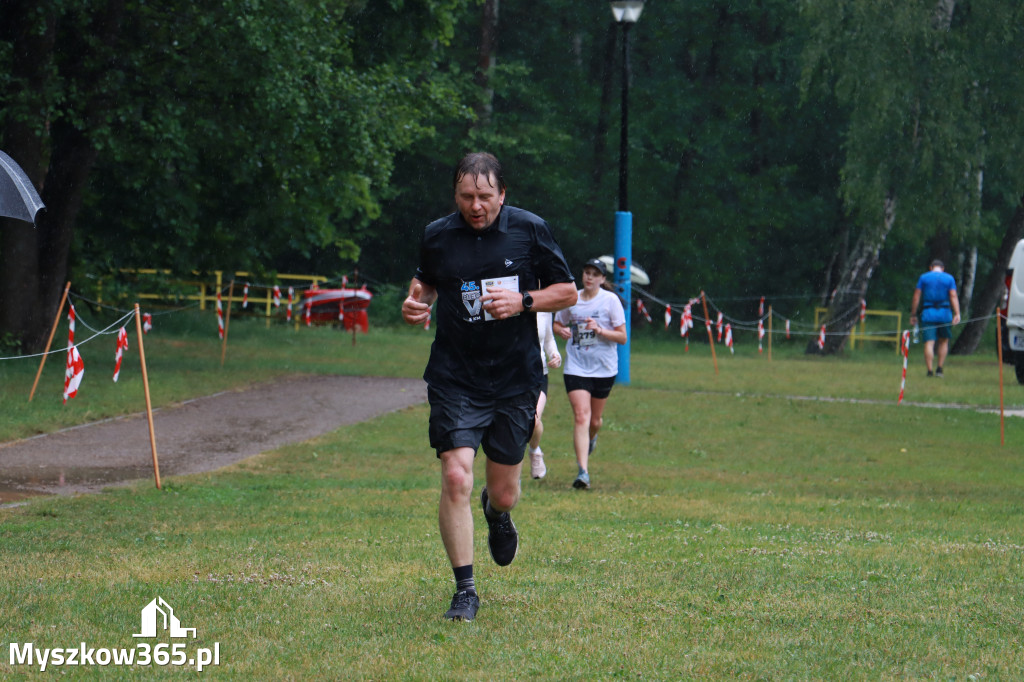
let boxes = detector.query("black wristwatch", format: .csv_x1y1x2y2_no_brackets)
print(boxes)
521,291,534,312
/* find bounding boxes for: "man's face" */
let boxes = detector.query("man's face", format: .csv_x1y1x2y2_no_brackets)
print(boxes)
455,172,505,230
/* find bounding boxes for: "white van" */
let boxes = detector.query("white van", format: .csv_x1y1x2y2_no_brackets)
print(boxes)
1000,238,1024,383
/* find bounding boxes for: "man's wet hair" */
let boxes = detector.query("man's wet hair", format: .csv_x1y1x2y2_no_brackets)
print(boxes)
454,152,506,193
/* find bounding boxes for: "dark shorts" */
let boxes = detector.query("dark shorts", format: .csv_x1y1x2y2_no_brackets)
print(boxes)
427,386,539,465
921,322,952,342
539,374,549,396
563,374,616,400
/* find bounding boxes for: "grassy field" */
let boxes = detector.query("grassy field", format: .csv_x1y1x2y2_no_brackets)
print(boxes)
2,314,1023,678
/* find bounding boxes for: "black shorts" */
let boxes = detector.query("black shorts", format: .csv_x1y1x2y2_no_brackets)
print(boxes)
563,374,616,400
539,374,549,396
427,386,539,465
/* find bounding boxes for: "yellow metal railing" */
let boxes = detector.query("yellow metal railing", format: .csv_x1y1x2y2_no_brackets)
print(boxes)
814,308,903,353
97,269,328,317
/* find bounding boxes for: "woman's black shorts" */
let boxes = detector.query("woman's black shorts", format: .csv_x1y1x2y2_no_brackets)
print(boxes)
563,374,616,400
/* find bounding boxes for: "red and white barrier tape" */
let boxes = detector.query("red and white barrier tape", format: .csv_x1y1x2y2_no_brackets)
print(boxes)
64,304,84,403
217,291,225,339
897,329,910,404
637,299,652,322
113,326,128,382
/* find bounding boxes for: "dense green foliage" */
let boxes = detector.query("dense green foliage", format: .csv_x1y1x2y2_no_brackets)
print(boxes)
3,0,1024,328
74,0,473,275
372,0,849,309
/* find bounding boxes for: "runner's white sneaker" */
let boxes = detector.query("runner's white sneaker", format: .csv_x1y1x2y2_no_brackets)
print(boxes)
530,449,547,479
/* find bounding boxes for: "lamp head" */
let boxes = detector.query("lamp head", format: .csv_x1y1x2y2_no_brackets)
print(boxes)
610,0,644,23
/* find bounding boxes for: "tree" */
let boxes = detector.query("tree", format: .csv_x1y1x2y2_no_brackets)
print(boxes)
0,0,472,351
801,1,1024,354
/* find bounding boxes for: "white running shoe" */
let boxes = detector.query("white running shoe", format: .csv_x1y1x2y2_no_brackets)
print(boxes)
530,449,547,479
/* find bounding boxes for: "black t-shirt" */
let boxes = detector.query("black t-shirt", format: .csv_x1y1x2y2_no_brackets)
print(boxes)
415,206,574,399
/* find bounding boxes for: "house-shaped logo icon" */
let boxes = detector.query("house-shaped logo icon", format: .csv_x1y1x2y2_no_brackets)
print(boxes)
133,597,197,639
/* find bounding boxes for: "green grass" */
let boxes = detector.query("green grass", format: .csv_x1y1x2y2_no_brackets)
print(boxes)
2,317,1024,678
0,311,433,442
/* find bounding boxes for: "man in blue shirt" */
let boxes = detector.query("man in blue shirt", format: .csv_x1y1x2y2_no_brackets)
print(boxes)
910,260,961,377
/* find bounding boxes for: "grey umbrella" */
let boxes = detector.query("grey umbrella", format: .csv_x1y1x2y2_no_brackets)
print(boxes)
0,150,45,225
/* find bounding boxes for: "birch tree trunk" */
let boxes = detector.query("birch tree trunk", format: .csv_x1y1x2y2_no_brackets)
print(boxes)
809,194,897,354
958,245,977,320
473,0,499,129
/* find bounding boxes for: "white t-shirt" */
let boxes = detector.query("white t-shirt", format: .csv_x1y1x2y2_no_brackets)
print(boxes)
555,288,625,378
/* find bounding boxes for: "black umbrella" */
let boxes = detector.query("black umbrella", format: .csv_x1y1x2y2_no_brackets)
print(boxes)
0,150,45,225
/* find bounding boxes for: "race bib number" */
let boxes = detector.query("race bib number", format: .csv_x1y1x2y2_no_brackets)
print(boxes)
481,275,520,322
573,322,598,347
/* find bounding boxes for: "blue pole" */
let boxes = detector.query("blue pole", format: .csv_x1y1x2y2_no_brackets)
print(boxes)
615,211,632,385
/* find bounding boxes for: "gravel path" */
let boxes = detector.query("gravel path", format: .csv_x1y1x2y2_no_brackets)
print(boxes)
0,375,427,505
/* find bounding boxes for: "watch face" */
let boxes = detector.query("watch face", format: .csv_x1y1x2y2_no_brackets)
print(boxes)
523,292,533,310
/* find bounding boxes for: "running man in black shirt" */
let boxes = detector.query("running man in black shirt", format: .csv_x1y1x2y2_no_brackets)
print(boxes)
402,152,577,621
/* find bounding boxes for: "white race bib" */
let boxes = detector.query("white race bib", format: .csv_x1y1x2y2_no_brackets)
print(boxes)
481,275,520,322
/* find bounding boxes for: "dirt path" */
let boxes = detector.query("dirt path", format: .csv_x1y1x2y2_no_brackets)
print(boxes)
0,375,427,505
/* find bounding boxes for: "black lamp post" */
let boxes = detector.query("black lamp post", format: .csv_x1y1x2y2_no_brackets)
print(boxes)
610,0,643,384
611,1,643,212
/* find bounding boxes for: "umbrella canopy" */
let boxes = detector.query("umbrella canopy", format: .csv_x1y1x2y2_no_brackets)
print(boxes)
598,254,650,286
0,150,45,225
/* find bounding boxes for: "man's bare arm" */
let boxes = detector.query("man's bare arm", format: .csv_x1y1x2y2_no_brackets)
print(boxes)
481,281,577,320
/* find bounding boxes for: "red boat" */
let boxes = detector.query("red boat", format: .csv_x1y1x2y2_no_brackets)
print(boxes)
302,286,373,331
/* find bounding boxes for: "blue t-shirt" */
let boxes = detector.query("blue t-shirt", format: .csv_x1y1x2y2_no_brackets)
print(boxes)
916,270,956,324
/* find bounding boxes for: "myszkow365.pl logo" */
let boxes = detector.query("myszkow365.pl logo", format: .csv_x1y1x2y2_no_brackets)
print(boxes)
9,596,221,673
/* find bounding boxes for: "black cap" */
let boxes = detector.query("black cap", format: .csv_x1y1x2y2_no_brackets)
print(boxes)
584,258,608,276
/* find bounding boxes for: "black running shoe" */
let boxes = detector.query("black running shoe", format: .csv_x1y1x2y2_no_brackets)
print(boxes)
481,487,518,567
444,589,479,621
936,367,944,378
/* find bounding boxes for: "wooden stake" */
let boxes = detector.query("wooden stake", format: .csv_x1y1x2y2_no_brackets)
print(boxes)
221,280,235,366
29,281,71,402
997,311,1005,446
135,304,161,489
701,291,719,375
768,305,773,362
351,303,358,347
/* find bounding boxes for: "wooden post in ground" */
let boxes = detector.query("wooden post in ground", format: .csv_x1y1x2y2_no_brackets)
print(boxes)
768,305,773,362
29,281,72,402
997,311,1005,446
221,280,235,366
700,291,719,375
134,304,162,489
